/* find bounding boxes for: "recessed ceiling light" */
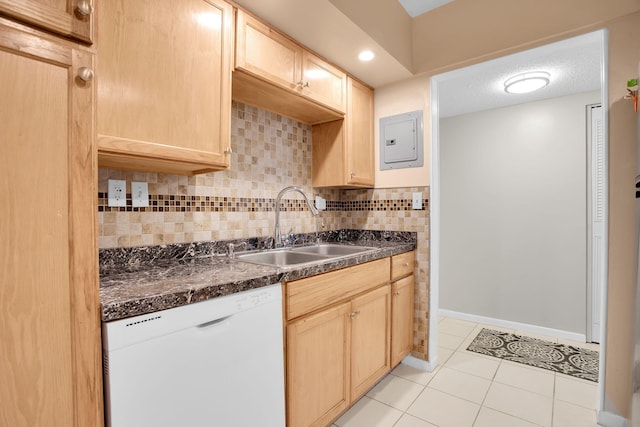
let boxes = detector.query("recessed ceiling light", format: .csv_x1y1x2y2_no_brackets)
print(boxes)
504,71,550,94
358,50,375,62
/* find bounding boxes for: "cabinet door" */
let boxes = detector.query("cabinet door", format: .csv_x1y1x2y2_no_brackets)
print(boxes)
301,51,346,113
311,77,374,189
287,302,351,427
235,9,302,91
350,285,391,400
0,0,93,43
346,77,374,186
391,275,415,367
97,0,233,175
0,22,102,426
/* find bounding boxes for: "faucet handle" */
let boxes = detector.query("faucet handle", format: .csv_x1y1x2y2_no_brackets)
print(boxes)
226,243,235,258
282,228,294,246
226,241,248,258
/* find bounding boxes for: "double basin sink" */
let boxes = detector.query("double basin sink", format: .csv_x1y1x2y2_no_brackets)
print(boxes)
236,244,377,269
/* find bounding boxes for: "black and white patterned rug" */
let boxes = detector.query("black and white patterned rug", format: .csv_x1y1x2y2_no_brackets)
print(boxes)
466,328,599,382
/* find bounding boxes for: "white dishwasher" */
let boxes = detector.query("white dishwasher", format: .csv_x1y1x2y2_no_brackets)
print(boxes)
102,283,285,427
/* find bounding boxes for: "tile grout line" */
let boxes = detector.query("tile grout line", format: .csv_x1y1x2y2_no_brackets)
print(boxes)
343,318,599,427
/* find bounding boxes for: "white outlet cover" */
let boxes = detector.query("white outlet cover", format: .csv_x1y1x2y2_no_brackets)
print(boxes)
108,179,127,207
315,196,326,211
412,192,422,210
131,181,149,208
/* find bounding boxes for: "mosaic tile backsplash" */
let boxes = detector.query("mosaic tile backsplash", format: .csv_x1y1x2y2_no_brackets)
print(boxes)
98,101,430,360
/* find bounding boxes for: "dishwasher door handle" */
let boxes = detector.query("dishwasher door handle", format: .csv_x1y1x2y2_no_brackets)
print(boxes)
196,315,231,331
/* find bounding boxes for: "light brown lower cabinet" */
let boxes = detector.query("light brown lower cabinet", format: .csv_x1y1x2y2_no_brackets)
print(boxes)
287,285,390,427
391,275,415,367
350,285,391,400
285,254,415,427
287,302,352,427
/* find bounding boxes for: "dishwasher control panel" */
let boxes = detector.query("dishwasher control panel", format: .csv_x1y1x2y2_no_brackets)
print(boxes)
103,283,282,351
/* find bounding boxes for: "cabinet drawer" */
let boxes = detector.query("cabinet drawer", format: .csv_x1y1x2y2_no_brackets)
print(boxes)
391,251,414,280
286,258,390,320
0,0,93,44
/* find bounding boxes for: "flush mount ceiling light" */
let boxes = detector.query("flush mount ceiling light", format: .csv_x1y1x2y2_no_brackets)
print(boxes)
504,71,550,94
358,50,375,62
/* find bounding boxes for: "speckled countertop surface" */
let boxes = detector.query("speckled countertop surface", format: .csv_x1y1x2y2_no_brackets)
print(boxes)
100,230,416,322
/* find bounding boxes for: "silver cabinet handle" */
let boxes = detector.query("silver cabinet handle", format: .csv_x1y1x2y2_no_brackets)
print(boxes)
76,0,93,16
77,67,94,82
394,291,401,296
224,146,233,154
297,80,310,88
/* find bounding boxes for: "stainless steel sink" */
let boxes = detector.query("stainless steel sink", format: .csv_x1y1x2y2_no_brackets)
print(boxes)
289,244,376,256
236,244,377,269
237,249,330,268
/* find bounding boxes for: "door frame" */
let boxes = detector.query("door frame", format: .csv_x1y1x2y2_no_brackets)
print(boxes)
428,29,609,413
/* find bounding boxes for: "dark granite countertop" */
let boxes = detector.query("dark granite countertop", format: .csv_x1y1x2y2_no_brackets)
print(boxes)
100,230,416,322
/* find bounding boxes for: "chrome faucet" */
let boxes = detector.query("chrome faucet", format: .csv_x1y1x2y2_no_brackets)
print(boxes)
274,186,319,248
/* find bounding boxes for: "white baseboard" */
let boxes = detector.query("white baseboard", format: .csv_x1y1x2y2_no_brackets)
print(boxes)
401,355,435,372
597,410,628,427
439,309,587,343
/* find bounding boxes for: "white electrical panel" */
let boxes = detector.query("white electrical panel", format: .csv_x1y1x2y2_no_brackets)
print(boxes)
380,110,424,170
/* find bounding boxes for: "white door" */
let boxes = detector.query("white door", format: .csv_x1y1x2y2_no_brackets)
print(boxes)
587,104,605,343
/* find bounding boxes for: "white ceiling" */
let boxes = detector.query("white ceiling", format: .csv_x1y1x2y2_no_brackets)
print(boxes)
232,1,603,117
437,31,603,117
397,0,454,17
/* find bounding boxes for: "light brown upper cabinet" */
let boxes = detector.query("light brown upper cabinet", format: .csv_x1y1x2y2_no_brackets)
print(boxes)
312,77,375,188
0,19,102,426
97,0,233,175
0,0,93,43
235,10,302,92
234,9,346,125
300,51,347,113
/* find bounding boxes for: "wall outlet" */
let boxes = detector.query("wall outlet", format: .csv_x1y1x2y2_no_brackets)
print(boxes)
108,179,127,207
131,181,149,208
412,192,422,210
315,196,326,211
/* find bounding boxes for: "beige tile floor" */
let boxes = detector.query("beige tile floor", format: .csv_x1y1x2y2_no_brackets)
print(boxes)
332,316,600,427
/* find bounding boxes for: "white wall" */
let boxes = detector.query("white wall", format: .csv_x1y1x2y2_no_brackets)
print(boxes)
440,91,600,335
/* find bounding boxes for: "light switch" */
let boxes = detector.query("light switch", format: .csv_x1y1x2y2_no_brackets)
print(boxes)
412,192,422,210
131,181,149,208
